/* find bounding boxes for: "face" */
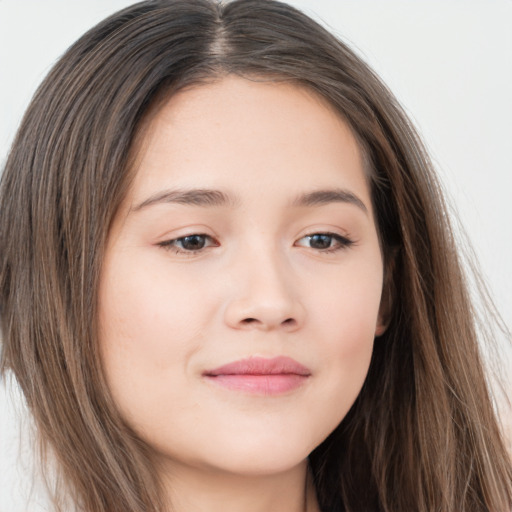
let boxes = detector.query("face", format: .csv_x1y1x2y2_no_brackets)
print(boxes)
98,76,385,477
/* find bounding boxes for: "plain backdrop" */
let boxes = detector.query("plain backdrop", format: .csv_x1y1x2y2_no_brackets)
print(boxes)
1,1,511,510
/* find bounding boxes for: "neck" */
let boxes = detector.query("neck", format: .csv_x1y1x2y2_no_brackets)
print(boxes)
159,458,320,512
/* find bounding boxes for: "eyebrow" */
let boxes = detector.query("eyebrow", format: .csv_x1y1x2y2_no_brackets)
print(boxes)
131,187,368,214
131,188,238,211
290,188,368,214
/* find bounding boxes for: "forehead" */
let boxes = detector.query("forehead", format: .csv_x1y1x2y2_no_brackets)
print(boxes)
128,75,371,208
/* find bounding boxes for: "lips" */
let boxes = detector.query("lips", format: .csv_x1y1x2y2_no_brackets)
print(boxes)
203,356,311,395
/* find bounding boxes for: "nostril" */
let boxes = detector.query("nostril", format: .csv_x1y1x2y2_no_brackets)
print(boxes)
236,316,299,330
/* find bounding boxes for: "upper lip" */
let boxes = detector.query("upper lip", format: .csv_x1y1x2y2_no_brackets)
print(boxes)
203,356,311,376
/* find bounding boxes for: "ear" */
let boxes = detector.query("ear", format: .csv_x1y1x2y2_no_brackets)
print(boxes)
375,248,398,337
375,300,390,336
375,318,388,337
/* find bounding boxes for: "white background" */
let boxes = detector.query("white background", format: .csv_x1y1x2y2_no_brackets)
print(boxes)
1,1,511,510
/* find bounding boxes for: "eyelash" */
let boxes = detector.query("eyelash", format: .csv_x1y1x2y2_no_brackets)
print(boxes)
157,232,354,255
157,234,218,255
295,233,355,253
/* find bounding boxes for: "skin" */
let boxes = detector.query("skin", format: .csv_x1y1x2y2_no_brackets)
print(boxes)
98,76,386,512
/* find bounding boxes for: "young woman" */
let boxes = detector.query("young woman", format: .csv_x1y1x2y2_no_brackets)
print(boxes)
0,1,510,511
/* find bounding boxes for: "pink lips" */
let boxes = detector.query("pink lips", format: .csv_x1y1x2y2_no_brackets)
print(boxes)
203,356,311,395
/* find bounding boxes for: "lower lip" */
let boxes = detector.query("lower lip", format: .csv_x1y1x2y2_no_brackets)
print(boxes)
204,374,308,395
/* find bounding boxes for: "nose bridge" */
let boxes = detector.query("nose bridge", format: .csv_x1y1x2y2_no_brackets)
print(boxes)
224,239,304,331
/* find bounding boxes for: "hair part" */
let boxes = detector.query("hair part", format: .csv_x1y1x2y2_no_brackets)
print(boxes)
1,1,510,511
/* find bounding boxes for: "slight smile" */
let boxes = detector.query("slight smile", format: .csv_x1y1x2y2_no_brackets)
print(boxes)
203,356,311,395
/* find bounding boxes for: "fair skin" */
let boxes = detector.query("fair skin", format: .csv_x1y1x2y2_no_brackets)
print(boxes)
98,76,386,512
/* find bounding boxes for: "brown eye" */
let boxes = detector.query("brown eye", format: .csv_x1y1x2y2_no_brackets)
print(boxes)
295,233,354,252
179,235,208,251
308,234,333,249
159,234,218,253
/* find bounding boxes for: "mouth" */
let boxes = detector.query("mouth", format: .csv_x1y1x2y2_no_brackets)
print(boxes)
202,356,311,395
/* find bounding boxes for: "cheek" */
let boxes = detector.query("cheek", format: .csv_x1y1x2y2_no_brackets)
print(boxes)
99,249,210,348
97,253,209,423
308,257,382,407
314,254,383,343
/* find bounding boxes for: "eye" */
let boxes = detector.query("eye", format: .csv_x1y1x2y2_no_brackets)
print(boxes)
295,233,354,252
158,234,218,253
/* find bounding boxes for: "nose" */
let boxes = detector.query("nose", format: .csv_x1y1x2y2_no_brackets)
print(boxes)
223,247,305,332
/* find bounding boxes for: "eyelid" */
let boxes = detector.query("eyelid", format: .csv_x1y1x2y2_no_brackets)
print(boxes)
157,233,219,254
155,229,355,255
294,232,355,252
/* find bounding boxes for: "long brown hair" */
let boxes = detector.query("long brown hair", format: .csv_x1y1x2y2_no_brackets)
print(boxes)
1,1,510,511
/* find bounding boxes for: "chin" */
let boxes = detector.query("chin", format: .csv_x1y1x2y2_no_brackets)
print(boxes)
203,448,312,477
153,425,327,477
